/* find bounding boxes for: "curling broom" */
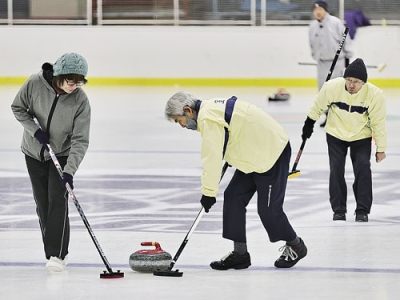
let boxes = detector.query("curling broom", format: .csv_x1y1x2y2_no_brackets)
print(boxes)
33,117,124,279
289,27,349,179
153,162,230,277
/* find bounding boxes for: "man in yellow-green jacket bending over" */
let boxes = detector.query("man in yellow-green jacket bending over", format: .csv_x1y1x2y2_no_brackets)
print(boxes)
302,58,387,222
164,91,307,271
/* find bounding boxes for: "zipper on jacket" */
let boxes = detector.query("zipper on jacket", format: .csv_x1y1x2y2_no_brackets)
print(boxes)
40,94,60,162
267,185,272,207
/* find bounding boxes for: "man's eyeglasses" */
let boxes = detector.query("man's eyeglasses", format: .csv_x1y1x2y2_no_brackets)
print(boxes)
345,78,363,86
65,79,85,87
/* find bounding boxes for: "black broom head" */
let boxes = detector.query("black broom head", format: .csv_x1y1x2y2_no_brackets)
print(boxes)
100,270,124,279
153,268,183,277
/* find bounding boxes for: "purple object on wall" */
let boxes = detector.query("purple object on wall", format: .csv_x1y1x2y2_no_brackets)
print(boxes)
344,9,371,39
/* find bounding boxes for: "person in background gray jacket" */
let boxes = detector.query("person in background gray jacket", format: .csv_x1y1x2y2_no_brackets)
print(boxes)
309,0,353,126
11,52,91,272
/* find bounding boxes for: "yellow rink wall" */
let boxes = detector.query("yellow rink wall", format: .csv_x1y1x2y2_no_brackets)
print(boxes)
0,26,399,88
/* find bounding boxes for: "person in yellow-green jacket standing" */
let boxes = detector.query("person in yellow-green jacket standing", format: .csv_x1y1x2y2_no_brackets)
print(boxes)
164,91,307,271
302,58,387,222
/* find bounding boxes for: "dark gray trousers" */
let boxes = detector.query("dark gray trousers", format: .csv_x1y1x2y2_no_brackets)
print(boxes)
326,134,373,213
222,143,297,243
25,155,70,260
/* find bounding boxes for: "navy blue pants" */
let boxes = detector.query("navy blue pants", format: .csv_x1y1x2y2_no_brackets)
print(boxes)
326,134,372,213
222,143,297,243
25,155,70,260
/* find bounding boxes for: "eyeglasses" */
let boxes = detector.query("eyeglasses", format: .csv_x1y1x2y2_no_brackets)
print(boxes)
65,79,85,87
345,78,363,86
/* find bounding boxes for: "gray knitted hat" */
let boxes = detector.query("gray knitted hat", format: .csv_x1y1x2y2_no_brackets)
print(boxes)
53,52,88,77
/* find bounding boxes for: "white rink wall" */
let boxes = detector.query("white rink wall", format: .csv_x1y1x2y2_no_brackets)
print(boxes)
0,25,398,80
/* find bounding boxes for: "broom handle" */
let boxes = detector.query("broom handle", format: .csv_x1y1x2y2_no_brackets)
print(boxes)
289,27,349,176
33,117,115,274
290,138,306,174
326,27,349,81
169,162,229,269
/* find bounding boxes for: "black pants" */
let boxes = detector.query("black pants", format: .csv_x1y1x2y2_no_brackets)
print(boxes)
326,134,372,213
222,142,297,243
25,155,70,260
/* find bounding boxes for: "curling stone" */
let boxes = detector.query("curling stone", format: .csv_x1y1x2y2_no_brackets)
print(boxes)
129,242,172,273
268,88,290,101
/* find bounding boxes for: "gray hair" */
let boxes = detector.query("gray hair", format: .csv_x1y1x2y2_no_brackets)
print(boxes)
164,91,198,121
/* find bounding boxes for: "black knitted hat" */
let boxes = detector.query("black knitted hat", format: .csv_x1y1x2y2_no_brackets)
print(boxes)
313,1,328,12
343,58,368,82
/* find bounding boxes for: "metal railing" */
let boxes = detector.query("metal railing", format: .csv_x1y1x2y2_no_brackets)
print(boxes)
0,0,399,26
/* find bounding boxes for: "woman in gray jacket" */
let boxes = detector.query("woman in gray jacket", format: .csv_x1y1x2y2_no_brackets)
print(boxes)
11,52,91,272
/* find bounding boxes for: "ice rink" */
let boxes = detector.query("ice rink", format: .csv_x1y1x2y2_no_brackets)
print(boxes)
1,85,399,300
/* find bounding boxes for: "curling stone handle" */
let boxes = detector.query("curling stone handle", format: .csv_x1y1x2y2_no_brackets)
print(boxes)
140,241,162,250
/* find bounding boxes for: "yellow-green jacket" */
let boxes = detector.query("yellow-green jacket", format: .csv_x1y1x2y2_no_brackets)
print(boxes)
308,77,387,152
197,98,289,197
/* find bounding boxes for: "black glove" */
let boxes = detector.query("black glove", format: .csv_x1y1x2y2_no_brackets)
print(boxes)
34,129,49,150
302,117,316,140
200,195,216,213
61,172,74,190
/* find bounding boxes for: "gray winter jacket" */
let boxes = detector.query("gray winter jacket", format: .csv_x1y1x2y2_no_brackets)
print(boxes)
11,69,91,176
308,13,353,61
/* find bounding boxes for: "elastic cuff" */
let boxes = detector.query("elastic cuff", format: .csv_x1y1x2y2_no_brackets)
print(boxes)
305,116,316,125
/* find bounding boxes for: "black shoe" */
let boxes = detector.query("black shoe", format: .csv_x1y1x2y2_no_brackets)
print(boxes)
355,211,368,222
274,238,307,268
333,211,346,221
210,251,251,270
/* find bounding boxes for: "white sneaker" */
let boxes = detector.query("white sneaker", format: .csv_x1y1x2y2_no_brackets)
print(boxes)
46,256,67,272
